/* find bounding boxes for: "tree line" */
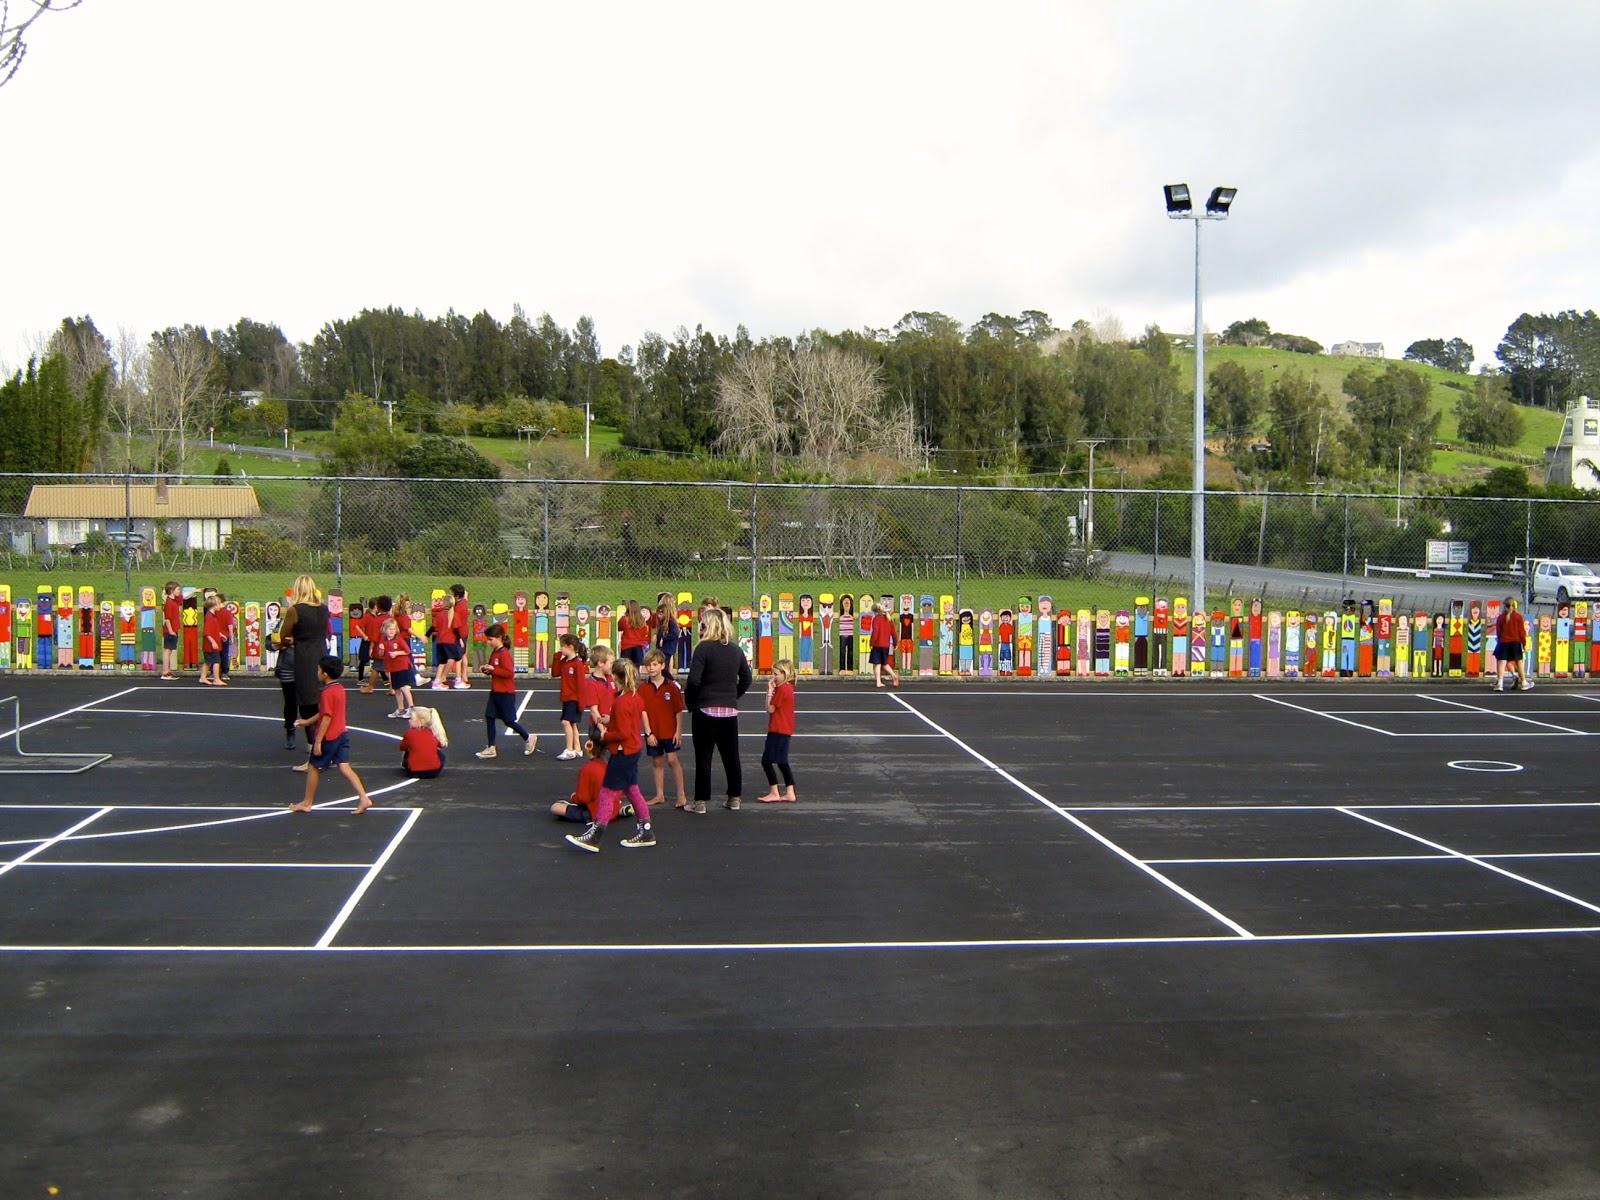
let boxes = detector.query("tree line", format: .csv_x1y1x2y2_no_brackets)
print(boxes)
0,302,1581,495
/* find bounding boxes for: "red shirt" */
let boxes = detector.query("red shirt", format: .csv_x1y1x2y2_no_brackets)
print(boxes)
604,690,645,755
557,655,586,703
581,672,616,722
373,635,411,673
641,677,686,741
317,681,348,741
618,612,653,651
870,614,894,649
487,645,517,693
767,681,795,735
432,601,456,645
222,606,237,637
203,609,225,650
452,599,469,640
572,757,605,811
395,609,412,637
399,727,442,773
163,595,180,635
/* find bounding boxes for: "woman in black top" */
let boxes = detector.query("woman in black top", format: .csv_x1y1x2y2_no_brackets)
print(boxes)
684,606,752,814
271,574,330,742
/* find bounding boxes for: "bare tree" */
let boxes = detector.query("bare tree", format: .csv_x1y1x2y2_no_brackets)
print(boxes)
107,324,149,470
147,327,222,473
714,344,922,476
1,0,83,89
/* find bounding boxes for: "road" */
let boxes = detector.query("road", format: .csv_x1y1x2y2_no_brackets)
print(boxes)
1104,551,1530,612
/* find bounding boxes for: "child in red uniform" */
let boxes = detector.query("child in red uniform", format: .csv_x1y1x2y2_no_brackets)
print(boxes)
581,644,616,747
219,594,237,682
758,658,798,802
290,656,373,813
476,623,537,758
869,600,900,688
373,616,416,719
551,738,607,822
200,595,227,686
160,580,181,679
641,648,688,810
566,658,654,851
554,633,588,760
616,598,654,668
430,584,471,690
399,705,448,778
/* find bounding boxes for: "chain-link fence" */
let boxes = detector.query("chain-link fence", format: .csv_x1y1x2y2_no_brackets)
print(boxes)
6,471,1600,609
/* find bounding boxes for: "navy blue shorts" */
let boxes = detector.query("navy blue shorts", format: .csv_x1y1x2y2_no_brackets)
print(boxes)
309,731,351,769
869,646,890,665
647,737,680,758
436,642,464,664
761,732,791,765
163,633,178,650
561,700,582,724
204,651,222,665
389,667,417,689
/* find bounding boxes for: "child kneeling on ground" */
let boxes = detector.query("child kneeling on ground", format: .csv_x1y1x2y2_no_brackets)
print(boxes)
400,706,448,778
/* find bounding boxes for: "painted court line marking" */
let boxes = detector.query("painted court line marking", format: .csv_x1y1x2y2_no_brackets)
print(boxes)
88,707,404,743
1,686,140,742
0,860,377,870
1254,692,1588,736
1420,693,1588,733
1338,807,1600,918
0,808,113,878
1146,849,1600,866
888,693,1254,939
6,925,1600,954
315,805,423,948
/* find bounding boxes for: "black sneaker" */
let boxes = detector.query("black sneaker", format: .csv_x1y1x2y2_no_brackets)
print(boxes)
565,822,604,853
620,823,656,849
284,732,297,750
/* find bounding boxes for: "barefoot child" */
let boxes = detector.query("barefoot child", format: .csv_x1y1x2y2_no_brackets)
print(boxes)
476,622,538,759
553,633,587,760
373,616,416,719
641,649,688,810
869,600,900,688
200,594,227,686
399,705,448,778
581,644,616,747
290,656,373,814
159,580,182,679
551,738,607,822
758,658,798,803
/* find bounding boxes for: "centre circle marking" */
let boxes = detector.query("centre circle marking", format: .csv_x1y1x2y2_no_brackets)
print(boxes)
1447,760,1524,773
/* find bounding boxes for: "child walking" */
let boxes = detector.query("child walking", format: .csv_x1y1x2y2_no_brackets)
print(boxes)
399,705,448,778
869,600,900,688
290,656,373,814
641,648,688,810
565,658,656,852
551,738,607,822
477,622,538,758
373,616,416,719
554,632,588,760
758,658,798,802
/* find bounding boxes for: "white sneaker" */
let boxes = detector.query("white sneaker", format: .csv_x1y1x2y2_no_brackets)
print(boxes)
451,680,471,690
1521,678,1535,691
476,746,497,759
385,709,406,719
556,749,579,761
430,682,450,690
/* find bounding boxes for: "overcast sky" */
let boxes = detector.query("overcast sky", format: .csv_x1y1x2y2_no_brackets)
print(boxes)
4,1,1597,375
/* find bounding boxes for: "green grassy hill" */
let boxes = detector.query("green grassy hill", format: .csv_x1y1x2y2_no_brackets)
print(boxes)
1180,345,1561,486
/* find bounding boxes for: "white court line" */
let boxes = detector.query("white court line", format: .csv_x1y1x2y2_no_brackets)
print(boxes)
89,707,404,743
1068,800,1600,812
888,694,1254,939
1,686,140,742
315,805,423,948
1420,693,1589,734
1339,807,1600,918
1253,692,1588,737
0,860,375,870
1146,849,1600,866
1253,693,1400,735
0,808,112,878
6,924,1600,954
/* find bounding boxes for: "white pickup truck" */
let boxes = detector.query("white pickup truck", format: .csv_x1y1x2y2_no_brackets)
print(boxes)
1516,558,1600,605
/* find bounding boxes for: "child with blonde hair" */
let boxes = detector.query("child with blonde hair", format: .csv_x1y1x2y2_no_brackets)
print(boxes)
400,706,448,778
758,658,798,803
554,632,588,760
373,616,417,719
565,657,655,852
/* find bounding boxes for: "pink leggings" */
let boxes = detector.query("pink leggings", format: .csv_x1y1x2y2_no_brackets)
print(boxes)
595,785,649,826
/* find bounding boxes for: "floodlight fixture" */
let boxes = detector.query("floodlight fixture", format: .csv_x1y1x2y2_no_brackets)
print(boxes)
1164,184,1192,216
1206,186,1237,217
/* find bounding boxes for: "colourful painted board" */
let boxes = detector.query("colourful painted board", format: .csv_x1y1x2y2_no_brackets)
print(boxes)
1537,612,1553,677
857,594,874,675
837,593,857,675
797,593,817,675
1266,609,1282,677
0,584,10,670
1556,601,1573,677
533,590,552,673
1248,597,1264,678
757,594,775,674
1465,600,1484,677
1357,600,1374,677
1393,612,1410,678
1171,597,1189,677
1448,599,1465,676
1112,609,1130,676
897,595,915,674
13,592,32,668
97,599,116,668
997,607,1014,675
937,595,954,676
139,586,158,671
1152,598,1170,675
1035,595,1055,678
56,585,74,669
1076,608,1092,677
918,595,936,676
1228,600,1245,677
676,593,694,673
1016,597,1034,677
1575,601,1589,678
977,608,995,676
736,602,755,665
1377,598,1393,676
35,586,54,670
1208,609,1227,677
1093,608,1111,676
1133,597,1150,673
957,608,975,675
776,593,796,664
79,586,97,669
117,599,137,669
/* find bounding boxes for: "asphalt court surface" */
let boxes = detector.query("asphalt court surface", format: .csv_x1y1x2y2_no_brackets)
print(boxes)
8,676,1600,1198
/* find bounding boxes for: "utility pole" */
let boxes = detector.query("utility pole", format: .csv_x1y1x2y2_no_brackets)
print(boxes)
1077,438,1106,547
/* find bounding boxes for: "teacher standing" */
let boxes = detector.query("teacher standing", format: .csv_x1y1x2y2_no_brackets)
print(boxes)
684,605,752,815
271,574,331,738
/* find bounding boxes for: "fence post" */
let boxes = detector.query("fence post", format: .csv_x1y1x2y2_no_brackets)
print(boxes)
123,467,133,599
954,486,963,610
1525,498,1535,606
541,481,551,594
1257,490,1268,567
333,480,343,586
1340,492,1350,598
1152,489,1161,578
749,482,759,605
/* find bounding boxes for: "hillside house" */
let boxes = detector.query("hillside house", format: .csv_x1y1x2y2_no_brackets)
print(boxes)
1330,340,1385,358
21,483,263,552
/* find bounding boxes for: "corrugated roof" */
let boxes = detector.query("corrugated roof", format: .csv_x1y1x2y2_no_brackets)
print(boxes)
23,485,262,519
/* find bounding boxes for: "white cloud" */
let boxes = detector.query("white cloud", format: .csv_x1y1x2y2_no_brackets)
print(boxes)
3,0,1597,374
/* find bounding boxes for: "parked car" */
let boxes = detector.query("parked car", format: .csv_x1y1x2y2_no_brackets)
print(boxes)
1527,559,1600,604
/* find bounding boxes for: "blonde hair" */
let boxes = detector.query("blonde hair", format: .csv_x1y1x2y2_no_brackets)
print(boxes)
590,643,614,665
290,574,322,606
611,657,638,694
409,706,448,748
772,658,795,686
699,605,733,644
